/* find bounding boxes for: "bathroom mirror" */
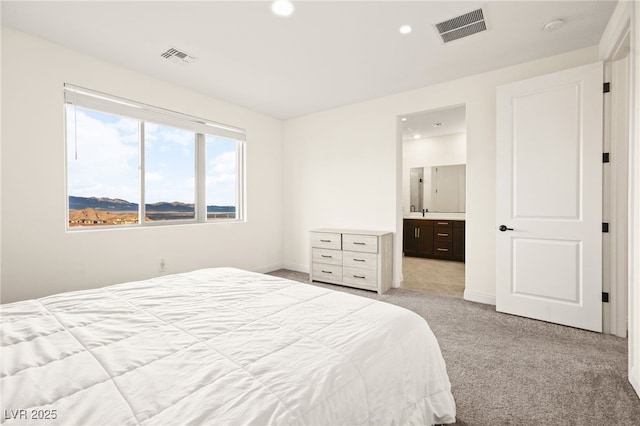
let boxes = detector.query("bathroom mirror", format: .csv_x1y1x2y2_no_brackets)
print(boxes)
409,164,466,212
409,168,424,212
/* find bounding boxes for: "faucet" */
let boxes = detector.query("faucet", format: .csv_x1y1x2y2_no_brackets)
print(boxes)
422,209,425,217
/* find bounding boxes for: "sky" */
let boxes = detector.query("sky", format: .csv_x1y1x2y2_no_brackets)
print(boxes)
66,106,238,206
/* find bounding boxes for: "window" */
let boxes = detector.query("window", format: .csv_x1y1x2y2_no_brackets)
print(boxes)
206,135,240,220
65,84,245,229
144,124,196,222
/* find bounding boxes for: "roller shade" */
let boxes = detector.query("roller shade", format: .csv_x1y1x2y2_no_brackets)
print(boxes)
64,83,246,141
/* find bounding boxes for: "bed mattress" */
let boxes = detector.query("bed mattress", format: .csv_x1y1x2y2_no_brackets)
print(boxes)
1,268,455,425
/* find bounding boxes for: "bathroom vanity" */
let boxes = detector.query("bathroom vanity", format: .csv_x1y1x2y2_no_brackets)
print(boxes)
403,214,465,262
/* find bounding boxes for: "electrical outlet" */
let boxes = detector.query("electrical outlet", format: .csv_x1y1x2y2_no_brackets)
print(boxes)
160,258,166,273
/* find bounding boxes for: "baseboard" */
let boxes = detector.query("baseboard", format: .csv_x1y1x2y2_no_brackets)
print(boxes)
282,262,309,274
631,366,640,399
464,289,496,305
251,263,284,274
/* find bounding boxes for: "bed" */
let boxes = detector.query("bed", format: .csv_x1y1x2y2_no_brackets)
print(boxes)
0,268,456,425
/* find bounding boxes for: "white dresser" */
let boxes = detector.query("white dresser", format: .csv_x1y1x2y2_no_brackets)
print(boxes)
309,229,393,294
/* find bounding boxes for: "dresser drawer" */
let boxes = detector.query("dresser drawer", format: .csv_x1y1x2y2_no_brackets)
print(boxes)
434,229,453,243
310,232,342,250
343,267,378,290
434,220,453,227
342,251,377,270
312,248,342,266
434,242,453,259
342,234,378,253
312,263,343,284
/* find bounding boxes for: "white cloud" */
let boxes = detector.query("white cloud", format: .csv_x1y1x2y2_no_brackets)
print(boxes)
67,108,233,205
206,151,236,205
145,172,163,182
207,173,235,185
145,122,195,151
208,151,236,175
67,108,140,200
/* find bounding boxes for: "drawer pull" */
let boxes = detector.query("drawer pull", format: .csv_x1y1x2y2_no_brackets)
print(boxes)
320,239,332,242
353,242,366,245
437,222,449,225
321,255,333,258
353,275,366,279
437,248,449,252
437,233,449,237
321,270,333,274
353,259,366,262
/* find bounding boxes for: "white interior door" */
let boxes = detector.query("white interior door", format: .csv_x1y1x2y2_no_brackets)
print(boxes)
496,62,603,332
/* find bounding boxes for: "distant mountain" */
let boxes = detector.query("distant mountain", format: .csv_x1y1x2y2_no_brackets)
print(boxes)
207,205,235,213
69,196,137,211
69,195,234,213
145,201,195,212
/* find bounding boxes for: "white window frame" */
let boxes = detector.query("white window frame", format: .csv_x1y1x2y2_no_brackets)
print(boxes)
64,84,246,230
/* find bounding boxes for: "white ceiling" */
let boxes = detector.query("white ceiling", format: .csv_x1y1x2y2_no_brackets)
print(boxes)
1,0,617,119
401,105,466,141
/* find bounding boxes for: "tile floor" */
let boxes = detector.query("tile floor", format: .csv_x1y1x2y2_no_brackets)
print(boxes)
400,256,465,298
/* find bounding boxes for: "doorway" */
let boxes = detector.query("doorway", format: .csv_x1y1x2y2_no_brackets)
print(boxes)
399,105,467,298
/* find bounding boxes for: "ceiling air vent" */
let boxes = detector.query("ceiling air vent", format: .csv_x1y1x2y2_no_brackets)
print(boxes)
435,8,486,43
161,47,197,64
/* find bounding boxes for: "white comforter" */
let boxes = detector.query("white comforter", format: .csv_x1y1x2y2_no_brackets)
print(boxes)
1,268,455,425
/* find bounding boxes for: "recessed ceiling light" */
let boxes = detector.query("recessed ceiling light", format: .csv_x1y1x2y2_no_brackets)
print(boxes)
414,134,421,139
543,18,565,31
399,25,412,35
272,0,294,17
401,117,407,121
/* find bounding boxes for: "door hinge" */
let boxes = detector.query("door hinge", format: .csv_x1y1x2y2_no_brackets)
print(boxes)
603,82,611,93
602,292,609,303
603,153,610,163
602,223,609,233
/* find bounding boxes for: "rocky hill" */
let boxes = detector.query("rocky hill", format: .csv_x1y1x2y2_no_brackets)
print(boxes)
69,196,137,211
68,208,140,226
69,196,234,212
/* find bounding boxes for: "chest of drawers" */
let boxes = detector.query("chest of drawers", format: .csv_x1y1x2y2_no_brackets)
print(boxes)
310,229,393,294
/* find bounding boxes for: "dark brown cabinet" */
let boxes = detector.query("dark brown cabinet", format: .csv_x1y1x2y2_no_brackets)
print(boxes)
403,221,418,255
403,219,465,262
452,221,465,262
403,220,433,257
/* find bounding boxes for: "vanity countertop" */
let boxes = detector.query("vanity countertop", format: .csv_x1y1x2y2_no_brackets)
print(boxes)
404,212,466,220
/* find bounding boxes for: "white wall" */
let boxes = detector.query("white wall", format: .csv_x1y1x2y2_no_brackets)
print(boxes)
0,28,284,303
282,46,599,299
402,132,466,214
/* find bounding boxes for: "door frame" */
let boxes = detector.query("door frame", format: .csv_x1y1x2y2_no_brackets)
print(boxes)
603,32,630,338
395,104,467,289
599,0,639,398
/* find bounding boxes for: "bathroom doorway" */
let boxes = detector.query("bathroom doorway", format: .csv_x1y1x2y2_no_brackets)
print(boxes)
399,104,466,298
